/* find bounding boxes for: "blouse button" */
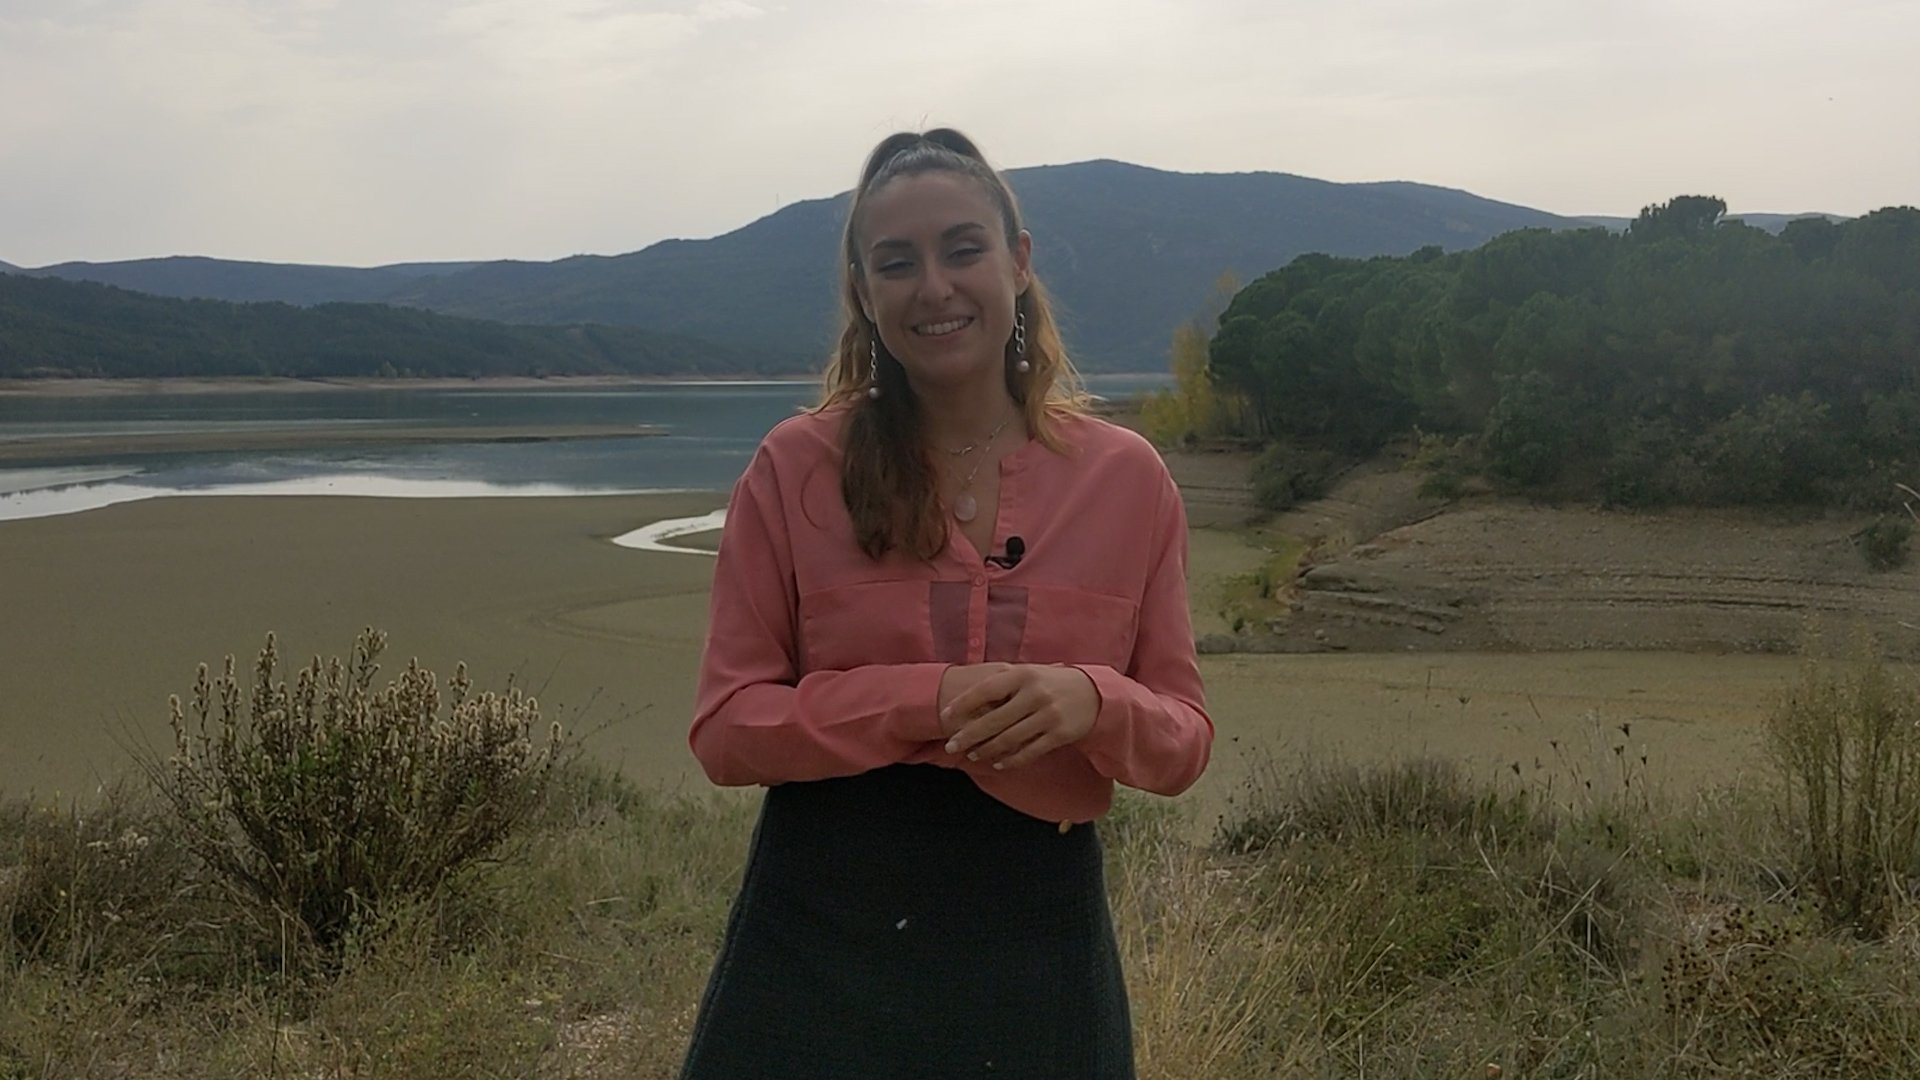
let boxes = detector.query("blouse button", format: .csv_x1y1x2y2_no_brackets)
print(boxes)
971,574,986,587
968,636,982,649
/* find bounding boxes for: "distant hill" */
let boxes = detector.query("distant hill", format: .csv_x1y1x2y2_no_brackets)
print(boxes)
20,162,1581,371
1579,212,1847,234
385,162,1581,370
17,255,482,305
0,274,797,380
0,259,17,273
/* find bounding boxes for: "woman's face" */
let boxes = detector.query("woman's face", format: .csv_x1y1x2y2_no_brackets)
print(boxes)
854,170,1032,394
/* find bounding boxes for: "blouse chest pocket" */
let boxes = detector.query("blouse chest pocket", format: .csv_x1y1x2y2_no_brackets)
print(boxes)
796,580,933,673
1017,585,1140,672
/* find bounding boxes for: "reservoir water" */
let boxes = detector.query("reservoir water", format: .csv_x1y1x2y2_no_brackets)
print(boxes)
0,375,1169,521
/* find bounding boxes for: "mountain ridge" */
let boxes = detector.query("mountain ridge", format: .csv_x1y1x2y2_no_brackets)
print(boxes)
17,161,1583,368
14,161,1838,370
15,255,484,305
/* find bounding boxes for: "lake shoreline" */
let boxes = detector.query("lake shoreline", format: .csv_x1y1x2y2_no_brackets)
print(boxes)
0,372,1173,398
0,423,668,465
0,374,819,397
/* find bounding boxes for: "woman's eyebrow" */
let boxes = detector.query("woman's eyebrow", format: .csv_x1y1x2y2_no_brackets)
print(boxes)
867,222,989,254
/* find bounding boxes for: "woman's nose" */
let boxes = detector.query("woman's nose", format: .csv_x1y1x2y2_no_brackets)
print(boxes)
917,262,954,302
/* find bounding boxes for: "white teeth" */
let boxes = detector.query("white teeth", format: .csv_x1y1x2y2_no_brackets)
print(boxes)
915,318,970,336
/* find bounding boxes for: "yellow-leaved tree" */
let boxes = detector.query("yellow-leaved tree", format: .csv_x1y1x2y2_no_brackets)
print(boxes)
1142,271,1247,447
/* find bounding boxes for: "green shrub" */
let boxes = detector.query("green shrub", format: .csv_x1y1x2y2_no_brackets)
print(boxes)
1251,442,1338,512
1407,431,1478,500
1863,391,1920,461
155,630,564,953
1485,372,1576,486
1601,418,1700,509
1413,471,1460,500
1702,393,1847,505
1860,517,1912,571
1765,648,1920,937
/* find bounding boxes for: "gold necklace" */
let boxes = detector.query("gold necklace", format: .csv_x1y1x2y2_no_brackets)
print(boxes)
948,411,1016,523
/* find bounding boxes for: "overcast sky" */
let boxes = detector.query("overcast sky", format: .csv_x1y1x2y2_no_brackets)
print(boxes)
3,0,1915,267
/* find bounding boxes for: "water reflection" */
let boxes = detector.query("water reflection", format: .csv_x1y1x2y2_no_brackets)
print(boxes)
0,465,145,496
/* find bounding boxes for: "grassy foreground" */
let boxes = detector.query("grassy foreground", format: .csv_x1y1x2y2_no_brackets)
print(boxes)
6,737,1920,1078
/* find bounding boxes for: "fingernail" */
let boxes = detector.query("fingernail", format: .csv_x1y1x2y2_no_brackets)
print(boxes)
991,762,1005,770
966,752,978,762
944,740,958,754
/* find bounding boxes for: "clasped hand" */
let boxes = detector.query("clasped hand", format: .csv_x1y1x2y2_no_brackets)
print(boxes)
938,662,1099,771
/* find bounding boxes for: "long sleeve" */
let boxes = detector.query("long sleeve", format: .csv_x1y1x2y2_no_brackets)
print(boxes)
688,446,950,786
1072,464,1213,796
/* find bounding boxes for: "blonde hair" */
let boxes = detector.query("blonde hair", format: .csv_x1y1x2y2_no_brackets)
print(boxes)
820,128,1088,561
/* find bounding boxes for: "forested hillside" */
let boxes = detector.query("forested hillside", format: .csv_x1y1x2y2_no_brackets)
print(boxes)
15,256,481,305
1185,198,1920,510
0,275,796,379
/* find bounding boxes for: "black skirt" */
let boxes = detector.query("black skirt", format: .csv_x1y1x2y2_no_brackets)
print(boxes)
679,764,1135,1079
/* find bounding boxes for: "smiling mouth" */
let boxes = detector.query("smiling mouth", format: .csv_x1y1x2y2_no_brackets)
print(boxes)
913,317,974,337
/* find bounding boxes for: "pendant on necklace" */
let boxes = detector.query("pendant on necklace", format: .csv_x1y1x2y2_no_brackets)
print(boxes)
952,493,979,523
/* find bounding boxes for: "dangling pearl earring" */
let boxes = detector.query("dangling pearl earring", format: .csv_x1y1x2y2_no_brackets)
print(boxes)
1013,311,1031,374
867,337,882,400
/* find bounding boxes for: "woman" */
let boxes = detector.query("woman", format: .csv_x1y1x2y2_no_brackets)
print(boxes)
681,128,1213,1078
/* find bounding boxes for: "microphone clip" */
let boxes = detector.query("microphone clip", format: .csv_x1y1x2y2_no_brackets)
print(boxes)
984,535,1026,570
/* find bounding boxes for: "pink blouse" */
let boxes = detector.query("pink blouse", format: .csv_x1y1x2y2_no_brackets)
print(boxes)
688,406,1213,823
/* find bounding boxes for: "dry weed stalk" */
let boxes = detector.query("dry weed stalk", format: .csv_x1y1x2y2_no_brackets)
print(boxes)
1765,638,1920,938
1900,482,1919,630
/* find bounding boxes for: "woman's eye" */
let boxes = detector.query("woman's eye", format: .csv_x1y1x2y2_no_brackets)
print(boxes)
950,247,983,260
876,260,911,276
